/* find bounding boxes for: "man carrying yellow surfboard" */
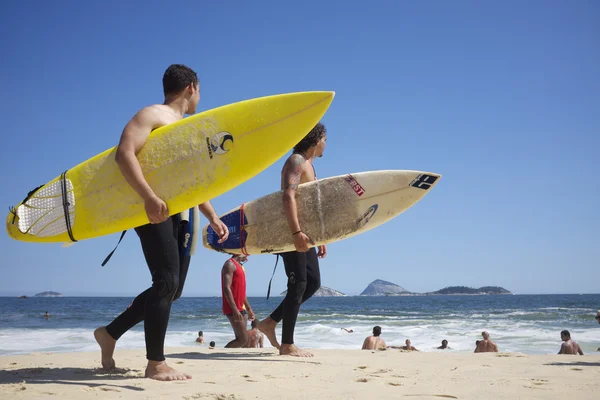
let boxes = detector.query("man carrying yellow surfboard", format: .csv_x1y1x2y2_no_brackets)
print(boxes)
94,64,229,381
258,123,327,357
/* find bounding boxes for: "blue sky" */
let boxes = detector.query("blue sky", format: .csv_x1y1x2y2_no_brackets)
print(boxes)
0,1,598,297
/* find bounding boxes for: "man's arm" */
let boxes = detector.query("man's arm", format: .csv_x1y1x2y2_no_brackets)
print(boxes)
492,342,498,352
558,343,566,354
282,155,303,233
361,337,369,350
259,334,264,348
243,296,254,320
577,345,584,355
474,344,481,353
115,107,168,223
221,261,241,320
198,202,229,243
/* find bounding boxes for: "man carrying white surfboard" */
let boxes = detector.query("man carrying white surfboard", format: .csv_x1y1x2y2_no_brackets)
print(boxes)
258,123,327,357
94,64,229,381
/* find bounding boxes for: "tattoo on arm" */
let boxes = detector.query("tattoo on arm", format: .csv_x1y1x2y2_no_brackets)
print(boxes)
283,155,304,190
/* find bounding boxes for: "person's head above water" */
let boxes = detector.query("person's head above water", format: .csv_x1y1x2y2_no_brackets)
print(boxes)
373,326,382,337
198,331,203,337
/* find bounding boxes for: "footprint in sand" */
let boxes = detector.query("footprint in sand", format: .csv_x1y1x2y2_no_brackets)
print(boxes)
99,387,120,392
356,378,368,383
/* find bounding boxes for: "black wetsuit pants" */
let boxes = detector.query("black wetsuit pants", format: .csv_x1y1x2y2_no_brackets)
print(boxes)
269,247,321,345
105,216,190,361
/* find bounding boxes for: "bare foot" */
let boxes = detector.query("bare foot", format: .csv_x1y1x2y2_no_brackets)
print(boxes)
94,326,116,371
257,317,280,349
145,361,191,381
280,344,313,357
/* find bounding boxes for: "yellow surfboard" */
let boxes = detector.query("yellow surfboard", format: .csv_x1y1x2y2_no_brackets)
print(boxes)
6,91,335,243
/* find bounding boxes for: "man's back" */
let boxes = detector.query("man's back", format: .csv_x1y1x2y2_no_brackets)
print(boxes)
246,328,264,348
560,339,583,355
475,339,498,353
362,336,386,350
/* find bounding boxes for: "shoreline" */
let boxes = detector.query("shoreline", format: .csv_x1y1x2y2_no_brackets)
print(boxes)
1,347,599,399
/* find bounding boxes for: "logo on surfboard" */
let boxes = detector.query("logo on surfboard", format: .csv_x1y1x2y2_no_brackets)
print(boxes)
345,174,365,196
206,131,234,159
356,204,378,227
410,174,438,190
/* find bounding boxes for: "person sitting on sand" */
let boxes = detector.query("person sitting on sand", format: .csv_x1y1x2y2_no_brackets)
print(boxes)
438,339,450,349
221,254,254,348
362,326,387,350
558,330,583,355
388,339,418,351
195,331,204,344
246,320,264,348
474,331,498,353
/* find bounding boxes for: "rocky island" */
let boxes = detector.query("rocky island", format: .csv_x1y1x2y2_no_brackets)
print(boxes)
281,286,345,297
359,280,511,296
34,291,63,297
360,279,410,296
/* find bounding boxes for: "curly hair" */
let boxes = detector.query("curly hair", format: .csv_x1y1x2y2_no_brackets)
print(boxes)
162,64,198,96
293,122,326,154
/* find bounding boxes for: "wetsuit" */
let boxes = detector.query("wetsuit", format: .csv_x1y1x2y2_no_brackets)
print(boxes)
269,247,321,344
105,214,191,361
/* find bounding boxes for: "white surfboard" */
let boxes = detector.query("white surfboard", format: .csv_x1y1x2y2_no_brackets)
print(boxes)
202,170,441,254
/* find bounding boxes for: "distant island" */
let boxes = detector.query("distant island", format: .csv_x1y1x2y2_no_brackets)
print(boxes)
360,279,409,296
359,280,511,296
281,286,345,297
427,286,511,295
34,291,63,297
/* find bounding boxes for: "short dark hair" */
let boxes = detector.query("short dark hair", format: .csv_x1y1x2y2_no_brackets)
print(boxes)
442,340,448,345
163,64,198,96
198,331,203,336
373,326,381,336
561,330,570,338
293,122,326,154
251,319,258,329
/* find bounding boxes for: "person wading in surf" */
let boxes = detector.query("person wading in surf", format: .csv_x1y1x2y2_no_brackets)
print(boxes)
258,123,327,357
94,64,229,381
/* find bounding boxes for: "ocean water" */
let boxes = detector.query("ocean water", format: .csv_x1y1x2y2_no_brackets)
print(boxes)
1,294,599,356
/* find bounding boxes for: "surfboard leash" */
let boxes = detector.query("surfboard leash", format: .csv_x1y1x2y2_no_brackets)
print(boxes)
239,202,249,256
60,171,76,243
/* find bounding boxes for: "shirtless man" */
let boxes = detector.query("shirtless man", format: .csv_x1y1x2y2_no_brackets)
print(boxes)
258,123,327,357
362,326,387,350
94,64,229,381
558,330,584,355
474,331,498,353
246,320,264,348
401,339,419,351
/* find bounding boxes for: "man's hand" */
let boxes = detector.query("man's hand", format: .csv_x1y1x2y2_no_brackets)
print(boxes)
233,309,244,322
248,309,255,321
145,195,169,224
210,218,229,243
317,244,327,258
293,232,314,252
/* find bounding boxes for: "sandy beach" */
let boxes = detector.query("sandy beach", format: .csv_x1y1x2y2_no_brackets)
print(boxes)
1,347,599,399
